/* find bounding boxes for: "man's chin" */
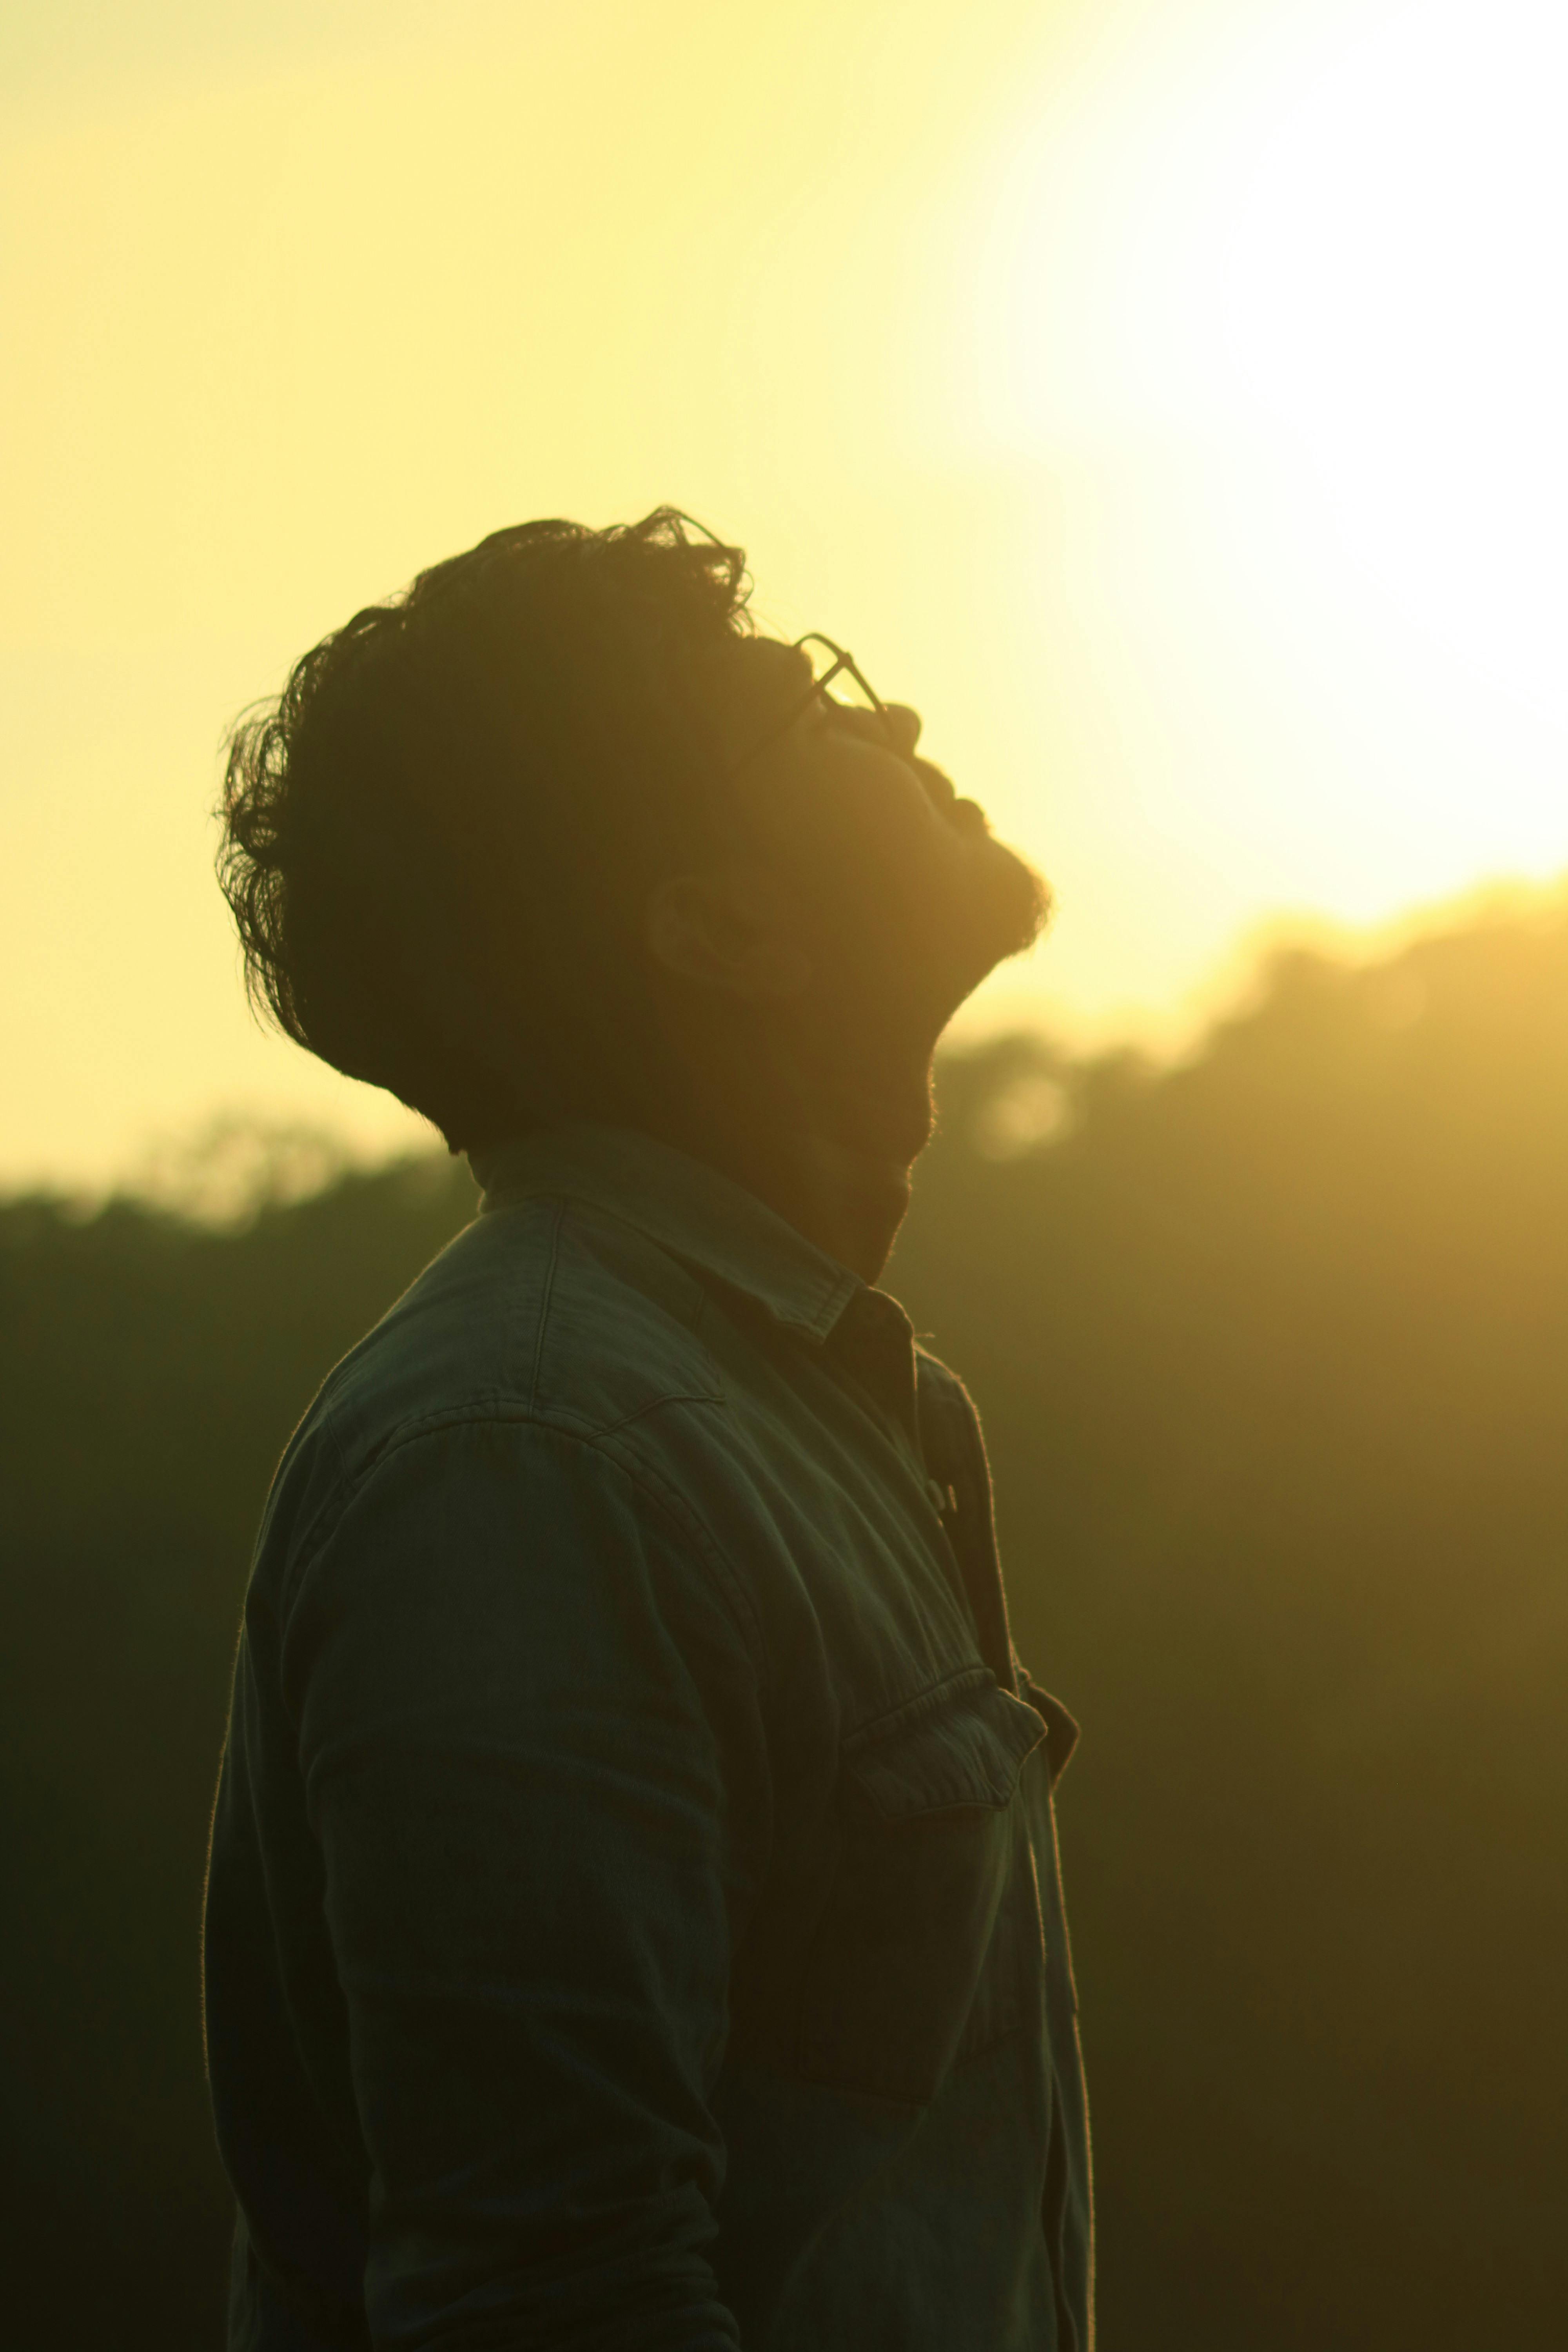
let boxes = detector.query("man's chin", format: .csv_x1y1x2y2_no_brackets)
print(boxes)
965,833,1053,969
834,831,1053,1040
897,836,1051,1036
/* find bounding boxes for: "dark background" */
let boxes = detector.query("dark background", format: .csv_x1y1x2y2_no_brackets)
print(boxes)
4,897,1564,2347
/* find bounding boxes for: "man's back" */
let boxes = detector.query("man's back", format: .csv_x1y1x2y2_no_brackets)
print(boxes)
205,1125,1091,2349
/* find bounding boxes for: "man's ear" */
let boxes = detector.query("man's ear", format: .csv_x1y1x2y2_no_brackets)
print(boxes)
644,866,813,1002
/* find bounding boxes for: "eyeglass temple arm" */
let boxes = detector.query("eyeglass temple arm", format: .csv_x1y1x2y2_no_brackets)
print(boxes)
792,633,887,714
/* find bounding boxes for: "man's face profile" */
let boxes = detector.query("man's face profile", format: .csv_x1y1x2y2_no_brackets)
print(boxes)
665,632,1051,1044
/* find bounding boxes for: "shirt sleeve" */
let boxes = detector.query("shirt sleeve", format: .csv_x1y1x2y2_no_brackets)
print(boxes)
279,1411,767,2351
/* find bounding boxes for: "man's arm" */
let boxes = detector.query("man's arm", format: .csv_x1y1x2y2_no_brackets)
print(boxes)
281,1412,766,2350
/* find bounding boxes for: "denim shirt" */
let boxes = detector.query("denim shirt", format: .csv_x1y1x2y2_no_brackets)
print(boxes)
204,1125,1093,2351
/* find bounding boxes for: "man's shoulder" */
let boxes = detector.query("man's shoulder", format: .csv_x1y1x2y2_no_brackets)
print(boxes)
265,1191,729,1539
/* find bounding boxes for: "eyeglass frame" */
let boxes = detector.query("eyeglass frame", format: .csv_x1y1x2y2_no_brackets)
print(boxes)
724,632,894,777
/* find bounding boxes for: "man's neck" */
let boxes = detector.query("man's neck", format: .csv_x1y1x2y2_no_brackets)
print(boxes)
655,1036,938,1285
730,1130,916,1286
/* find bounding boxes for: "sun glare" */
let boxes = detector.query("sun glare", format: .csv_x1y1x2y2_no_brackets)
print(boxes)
963,0,1568,920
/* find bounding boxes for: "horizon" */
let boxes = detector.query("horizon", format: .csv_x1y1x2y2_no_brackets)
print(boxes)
10,869,1563,1210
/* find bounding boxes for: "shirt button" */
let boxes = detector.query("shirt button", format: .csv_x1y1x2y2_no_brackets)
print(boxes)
926,1477,952,1517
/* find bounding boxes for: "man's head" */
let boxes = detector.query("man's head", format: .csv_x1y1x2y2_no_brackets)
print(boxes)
218,509,1049,1154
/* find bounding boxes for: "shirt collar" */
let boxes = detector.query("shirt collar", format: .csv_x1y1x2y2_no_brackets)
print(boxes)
470,1123,864,1344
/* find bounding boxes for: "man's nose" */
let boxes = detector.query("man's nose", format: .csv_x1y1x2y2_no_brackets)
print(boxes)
880,702,923,758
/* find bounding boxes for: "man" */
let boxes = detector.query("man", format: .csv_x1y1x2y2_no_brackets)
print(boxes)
203,508,1093,2350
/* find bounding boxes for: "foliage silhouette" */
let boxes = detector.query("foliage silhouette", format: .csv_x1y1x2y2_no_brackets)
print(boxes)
2,897,1564,2347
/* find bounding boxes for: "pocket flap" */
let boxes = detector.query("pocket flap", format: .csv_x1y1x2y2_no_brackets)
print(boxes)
843,1681,1045,1824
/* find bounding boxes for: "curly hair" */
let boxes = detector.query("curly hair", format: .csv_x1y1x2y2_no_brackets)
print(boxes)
217,508,755,1149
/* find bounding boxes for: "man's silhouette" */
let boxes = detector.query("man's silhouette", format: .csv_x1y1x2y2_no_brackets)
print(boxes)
204,509,1093,2349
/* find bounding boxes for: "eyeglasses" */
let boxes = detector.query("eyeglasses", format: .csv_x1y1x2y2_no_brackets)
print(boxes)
726,632,894,776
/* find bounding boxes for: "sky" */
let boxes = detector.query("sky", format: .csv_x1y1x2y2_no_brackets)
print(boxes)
4,0,1565,1188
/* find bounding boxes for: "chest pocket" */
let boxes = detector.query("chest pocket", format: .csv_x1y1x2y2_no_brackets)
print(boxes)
795,1676,1045,2107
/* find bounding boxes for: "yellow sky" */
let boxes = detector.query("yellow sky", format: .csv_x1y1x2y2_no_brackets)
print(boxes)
4,0,1564,1187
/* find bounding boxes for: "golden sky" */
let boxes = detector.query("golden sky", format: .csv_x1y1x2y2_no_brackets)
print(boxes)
4,0,1565,1186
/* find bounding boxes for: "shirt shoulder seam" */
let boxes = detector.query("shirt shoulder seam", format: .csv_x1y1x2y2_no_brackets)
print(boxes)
281,1397,768,1676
